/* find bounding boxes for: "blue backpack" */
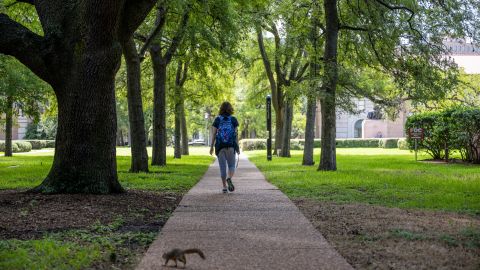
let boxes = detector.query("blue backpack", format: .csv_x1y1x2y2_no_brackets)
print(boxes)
216,116,235,148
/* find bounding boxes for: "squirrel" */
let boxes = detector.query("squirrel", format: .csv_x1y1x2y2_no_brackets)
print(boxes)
162,248,205,268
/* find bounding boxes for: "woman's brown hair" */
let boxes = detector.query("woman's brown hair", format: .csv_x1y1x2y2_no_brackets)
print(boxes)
219,101,234,115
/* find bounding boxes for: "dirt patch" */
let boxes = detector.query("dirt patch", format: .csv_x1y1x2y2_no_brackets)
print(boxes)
0,189,183,268
294,199,480,270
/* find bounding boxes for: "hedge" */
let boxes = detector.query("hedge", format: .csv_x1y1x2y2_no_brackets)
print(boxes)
397,138,409,150
240,138,405,151
378,138,398,148
17,140,55,149
0,141,32,153
337,139,380,148
406,107,480,163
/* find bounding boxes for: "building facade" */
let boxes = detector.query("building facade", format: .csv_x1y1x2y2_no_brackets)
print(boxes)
315,38,480,139
0,113,31,140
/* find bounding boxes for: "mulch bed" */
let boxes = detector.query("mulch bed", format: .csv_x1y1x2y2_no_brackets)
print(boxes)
294,199,480,270
0,189,183,268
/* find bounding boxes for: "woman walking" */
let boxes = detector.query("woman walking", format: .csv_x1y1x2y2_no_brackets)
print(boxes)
209,101,240,193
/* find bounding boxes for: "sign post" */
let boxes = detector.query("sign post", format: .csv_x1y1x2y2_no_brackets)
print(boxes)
266,95,272,161
408,128,424,161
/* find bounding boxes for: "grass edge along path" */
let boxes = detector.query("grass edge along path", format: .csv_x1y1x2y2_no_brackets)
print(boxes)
246,148,480,215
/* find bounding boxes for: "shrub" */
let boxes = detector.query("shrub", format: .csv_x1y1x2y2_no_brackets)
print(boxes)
0,141,32,153
336,139,380,148
240,139,267,151
397,138,409,150
19,140,47,149
15,141,32,152
379,138,399,148
450,107,480,163
45,140,55,148
405,111,448,159
24,116,57,140
290,139,304,150
239,138,397,151
406,107,480,163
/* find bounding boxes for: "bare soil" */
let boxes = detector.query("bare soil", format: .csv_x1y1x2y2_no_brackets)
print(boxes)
294,199,480,270
0,189,182,269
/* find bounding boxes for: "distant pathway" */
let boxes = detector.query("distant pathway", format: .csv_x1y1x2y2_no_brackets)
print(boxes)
136,155,352,270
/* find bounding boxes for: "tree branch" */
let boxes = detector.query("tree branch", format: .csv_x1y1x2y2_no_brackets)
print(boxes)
164,5,191,64
267,23,286,86
339,24,370,32
133,33,147,42
139,5,167,59
119,0,157,41
296,62,310,81
180,58,189,85
256,27,278,110
0,14,50,83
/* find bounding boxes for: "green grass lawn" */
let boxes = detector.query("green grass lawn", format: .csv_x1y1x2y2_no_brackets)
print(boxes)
0,146,214,191
0,147,213,269
247,148,480,215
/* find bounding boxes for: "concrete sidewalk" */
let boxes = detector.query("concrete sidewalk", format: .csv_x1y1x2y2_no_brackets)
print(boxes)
136,155,353,270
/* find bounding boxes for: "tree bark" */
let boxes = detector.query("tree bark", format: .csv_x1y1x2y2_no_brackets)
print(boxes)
4,96,13,157
173,60,188,159
34,46,124,193
318,0,339,171
303,6,320,166
148,5,189,165
180,104,189,155
303,95,316,165
0,0,157,193
174,90,182,159
280,99,293,157
274,103,284,155
122,38,149,172
150,45,168,166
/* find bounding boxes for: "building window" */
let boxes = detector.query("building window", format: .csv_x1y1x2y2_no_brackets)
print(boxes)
354,119,363,138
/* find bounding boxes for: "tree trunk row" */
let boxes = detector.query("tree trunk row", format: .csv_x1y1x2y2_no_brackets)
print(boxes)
150,45,168,166
319,0,339,171
122,38,149,172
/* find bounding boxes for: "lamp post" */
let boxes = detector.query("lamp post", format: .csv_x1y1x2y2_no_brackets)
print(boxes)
266,95,272,161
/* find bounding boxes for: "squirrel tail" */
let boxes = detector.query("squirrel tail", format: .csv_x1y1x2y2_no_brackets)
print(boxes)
184,249,205,259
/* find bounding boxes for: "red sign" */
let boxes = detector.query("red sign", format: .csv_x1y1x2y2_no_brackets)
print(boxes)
409,128,424,140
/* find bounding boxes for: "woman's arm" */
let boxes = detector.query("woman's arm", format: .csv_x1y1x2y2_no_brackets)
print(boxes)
209,127,217,155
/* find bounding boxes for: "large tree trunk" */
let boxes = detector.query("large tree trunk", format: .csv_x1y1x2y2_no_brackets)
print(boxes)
122,38,149,172
280,100,293,157
4,96,13,157
0,0,157,194
34,43,124,193
318,0,339,171
180,105,189,155
150,45,167,166
303,95,316,165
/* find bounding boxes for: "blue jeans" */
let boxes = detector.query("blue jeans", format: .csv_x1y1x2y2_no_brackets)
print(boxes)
218,147,236,180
